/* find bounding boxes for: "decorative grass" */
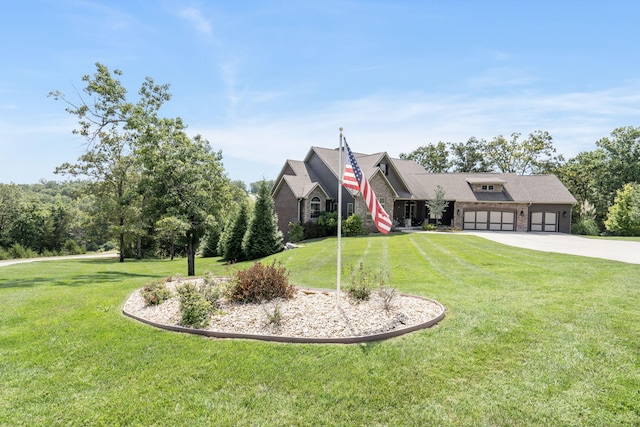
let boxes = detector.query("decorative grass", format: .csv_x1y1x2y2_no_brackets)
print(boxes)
1,233,639,426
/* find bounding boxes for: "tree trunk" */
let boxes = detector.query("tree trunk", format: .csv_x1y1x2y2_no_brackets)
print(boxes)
136,235,142,260
119,229,125,263
187,232,195,276
170,239,175,261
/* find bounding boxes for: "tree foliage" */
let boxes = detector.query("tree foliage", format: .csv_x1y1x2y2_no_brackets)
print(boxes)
50,63,171,262
139,120,229,275
243,180,283,260
604,183,640,236
450,137,491,172
400,142,451,172
486,131,564,175
425,185,449,226
402,131,564,175
221,202,250,262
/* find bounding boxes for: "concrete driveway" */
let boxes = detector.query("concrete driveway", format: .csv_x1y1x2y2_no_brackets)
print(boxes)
465,231,640,265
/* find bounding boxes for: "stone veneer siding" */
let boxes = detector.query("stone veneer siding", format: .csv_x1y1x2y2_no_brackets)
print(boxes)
453,202,530,232
302,187,330,224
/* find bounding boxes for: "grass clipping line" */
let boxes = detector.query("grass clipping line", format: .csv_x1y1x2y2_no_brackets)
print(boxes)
123,278,445,342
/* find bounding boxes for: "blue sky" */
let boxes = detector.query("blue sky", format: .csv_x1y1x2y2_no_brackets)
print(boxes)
2,1,640,185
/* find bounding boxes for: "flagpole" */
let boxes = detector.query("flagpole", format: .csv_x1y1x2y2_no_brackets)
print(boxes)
337,127,343,304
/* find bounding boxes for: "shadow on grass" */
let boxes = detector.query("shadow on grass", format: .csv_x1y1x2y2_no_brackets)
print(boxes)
0,270,158,290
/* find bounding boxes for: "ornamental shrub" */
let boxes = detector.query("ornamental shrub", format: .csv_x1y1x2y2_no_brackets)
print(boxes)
176,282,211,328
342,214,364,237
288,222,304,243
141,280,173,306
346,262,373,302
229,260,295,303
200,272,225,310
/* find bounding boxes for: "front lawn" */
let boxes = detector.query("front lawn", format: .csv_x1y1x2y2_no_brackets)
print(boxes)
1,233,638,426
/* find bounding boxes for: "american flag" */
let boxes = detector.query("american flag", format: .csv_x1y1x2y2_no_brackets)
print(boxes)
342,139,392,234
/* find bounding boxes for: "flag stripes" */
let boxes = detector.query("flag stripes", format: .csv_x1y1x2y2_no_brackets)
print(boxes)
342,139,392,234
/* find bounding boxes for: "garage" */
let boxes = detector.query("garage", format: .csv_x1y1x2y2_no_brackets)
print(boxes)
530,211,558,232
463,210,515,231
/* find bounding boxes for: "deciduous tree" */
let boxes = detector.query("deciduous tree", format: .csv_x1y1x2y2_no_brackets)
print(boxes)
50,63,170,262
400,142,451,172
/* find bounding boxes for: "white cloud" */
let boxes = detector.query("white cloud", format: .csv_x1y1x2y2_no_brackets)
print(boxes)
188,81,640,183
179,7,213,38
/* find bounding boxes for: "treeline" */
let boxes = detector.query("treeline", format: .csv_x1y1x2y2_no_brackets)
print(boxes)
0,180,107,259
0,180,271,260
401,126,640,235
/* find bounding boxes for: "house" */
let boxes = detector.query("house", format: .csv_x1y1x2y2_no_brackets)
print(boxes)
272,146,577,238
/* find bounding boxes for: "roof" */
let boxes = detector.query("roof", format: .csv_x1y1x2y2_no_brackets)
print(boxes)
274,147,577,205
465,177,507,184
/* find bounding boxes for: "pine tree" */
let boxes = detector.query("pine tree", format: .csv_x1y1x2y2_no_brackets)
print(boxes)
243,181,283,260
222,203,249,262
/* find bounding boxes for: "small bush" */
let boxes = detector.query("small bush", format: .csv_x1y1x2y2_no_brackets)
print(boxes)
288,222,304,243
177,282,211,328
201,272,225,309
346,262,373,302
572,218,599,235
102,241,117,252
378,286,397,311
342,214,364,237
422,223,437,231
0,247,8,260
263,299,285,327
63,239,85,255
317,211,338,235
141,280,173,306
302,220,326,240
346,263,390,304
230,261,295,303
8,243,37,259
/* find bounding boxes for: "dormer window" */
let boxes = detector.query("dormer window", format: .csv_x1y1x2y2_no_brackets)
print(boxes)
481,185,494,191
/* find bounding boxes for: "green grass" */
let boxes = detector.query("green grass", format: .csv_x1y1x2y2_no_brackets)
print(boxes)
1,233,639,426
582,235,640,242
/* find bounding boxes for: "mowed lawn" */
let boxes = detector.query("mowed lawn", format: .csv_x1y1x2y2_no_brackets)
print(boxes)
1,233,639,426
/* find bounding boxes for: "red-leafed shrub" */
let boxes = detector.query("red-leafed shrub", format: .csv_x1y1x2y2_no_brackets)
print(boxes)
229,261,295,303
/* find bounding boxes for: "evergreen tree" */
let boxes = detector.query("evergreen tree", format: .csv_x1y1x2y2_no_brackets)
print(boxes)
223,202,249,262
243,180,283,260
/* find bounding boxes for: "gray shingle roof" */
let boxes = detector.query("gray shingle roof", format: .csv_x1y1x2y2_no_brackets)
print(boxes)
277,147,577,205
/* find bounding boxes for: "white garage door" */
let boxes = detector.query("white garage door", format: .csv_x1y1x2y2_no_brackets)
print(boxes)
531,211,558,232
463,210,515,231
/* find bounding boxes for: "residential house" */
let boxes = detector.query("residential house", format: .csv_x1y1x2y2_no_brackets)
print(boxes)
272,146,577,238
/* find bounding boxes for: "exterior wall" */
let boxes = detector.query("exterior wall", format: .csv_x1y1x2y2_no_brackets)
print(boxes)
529,204,573,233
453,202,530,232
273,184,300,239
307,153,338,200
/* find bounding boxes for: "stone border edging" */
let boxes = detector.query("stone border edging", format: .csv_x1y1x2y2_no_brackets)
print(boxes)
122,289,445,344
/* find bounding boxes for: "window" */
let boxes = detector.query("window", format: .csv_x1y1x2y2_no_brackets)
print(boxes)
379,197,386,211
310,197,321,219
347,203,354,217
481,185,494,191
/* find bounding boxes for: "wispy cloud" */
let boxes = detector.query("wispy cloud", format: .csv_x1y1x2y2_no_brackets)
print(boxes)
188,81,640,183
179,7,213,38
